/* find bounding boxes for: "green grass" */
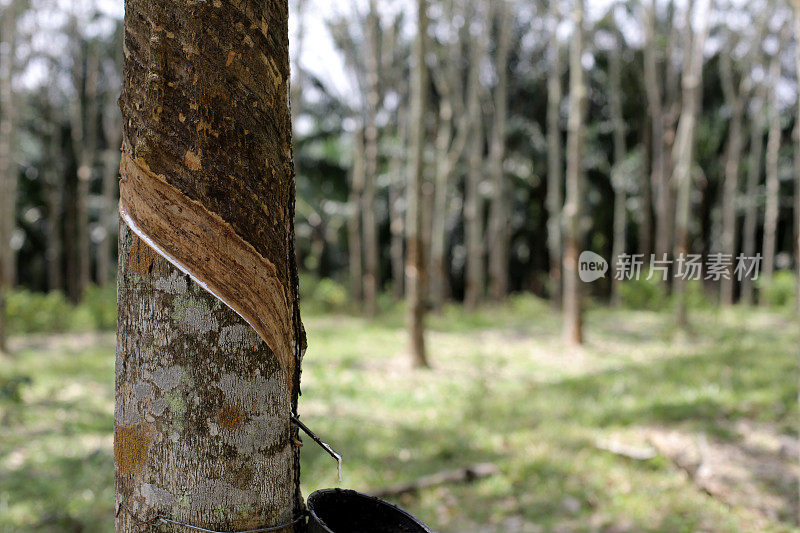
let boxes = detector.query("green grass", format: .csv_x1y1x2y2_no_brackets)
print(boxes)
0,297,797,532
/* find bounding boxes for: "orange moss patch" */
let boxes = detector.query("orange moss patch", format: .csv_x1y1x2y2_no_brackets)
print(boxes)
114,424,151,477
215,402,246,431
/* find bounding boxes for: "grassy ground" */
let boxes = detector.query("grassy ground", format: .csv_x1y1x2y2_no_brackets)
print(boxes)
0,296,797,532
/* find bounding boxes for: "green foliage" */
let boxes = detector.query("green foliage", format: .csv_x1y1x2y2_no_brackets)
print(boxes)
0,373,32,404
757,271,798,310
299,274,349,314
619,272,668,310
3,285,117,335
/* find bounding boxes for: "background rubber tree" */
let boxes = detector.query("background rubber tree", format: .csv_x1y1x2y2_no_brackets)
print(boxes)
406,0,429,367
562,0,587,345
114,0,305,530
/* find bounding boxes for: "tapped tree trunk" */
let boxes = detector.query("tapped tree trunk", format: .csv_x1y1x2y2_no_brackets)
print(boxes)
546,0,563,308
406,0,429,367
115,0,304,530
562,0,586,345
487,0,512,302
762,53,782,284
672,0,709,329
0,5,16,354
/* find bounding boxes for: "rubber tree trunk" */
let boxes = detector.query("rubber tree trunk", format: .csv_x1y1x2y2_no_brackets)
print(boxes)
389,108,407,301
719,37,744,306
430,2,471,310
99,90,123,287
609,30,627,305
546,0,563,308
672,0,709,329
487,0,512,302
741,82,767,305
115,0,304,530
463,1,488,311
0,5,16,355
794,0,800,319
362,0,381,315
70,30,99,299
762,54,781,284
644,0,670,264
405,0,429,367
349,129,365,306
562,0,586,345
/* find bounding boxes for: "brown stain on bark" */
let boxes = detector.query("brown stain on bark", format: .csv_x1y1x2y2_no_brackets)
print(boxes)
114,424,151,477
128,234,158,276
119,147,295,391
216,401,246,430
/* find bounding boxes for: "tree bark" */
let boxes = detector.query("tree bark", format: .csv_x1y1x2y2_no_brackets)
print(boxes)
70,30,99,299
609,30,627,305
487,0,512,302
672,0,709,328
562,0,586,345
718,35,744,305
644,0,670,263
546,0,563,308
389,108,407,301
406,0,429,367
0,4,16,354
741,82,767,305
794,0,800,319
99,85,123,286
115,0,304,530
762,53,781,283
362,0,381,315
464,1,488,311
348,129,365,305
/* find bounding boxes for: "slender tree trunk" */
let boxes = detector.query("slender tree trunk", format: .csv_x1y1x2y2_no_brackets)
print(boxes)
487,0,512,302
99,92,123,286
639,113,653,257
0,6,16,354
464,2,488,311
762,54,781,283
115,0,304,530
795,0,800,319
406,0,429,367
546,1,563,308
349,130,365,305
672,0,708,328
741,83,768,305
390,108,407,300
70,33,99,299
644,0,670,263
362,0,381,315
562,0,586,345
609,32,627,305
719,39,744,305
46,171,63,293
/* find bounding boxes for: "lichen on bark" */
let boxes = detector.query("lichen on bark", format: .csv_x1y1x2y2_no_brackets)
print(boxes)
115,0,304,530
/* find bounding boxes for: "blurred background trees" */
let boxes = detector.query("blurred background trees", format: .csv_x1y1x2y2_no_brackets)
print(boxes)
1,0,800,352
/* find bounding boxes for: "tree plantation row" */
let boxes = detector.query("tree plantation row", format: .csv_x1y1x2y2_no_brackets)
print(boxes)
1,0,800,356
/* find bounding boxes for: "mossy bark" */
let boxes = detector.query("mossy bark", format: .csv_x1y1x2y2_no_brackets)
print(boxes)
115,0,303,530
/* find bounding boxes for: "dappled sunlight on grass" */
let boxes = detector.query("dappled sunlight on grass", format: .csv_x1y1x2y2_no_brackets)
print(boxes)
0,298,796,531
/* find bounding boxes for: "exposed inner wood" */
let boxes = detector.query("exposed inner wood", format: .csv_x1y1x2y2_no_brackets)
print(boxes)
118,146,294,389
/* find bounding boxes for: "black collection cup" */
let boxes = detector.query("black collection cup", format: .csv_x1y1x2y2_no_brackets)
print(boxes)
306,488,434,533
